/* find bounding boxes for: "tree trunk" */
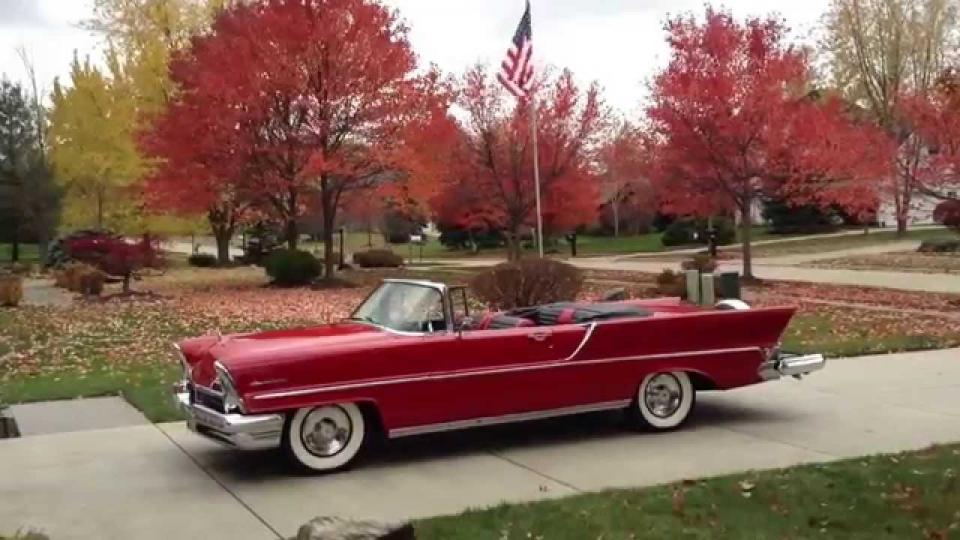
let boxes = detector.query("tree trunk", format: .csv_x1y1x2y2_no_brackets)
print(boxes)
740,202,754,281
505,229,522,261
285,218,298,250
10,218,19,263
320,176,338,282
122,273,131,294
892,173,912,237
322,218,336,281
611,199,620,237
896,213,908,236
214,231,231,265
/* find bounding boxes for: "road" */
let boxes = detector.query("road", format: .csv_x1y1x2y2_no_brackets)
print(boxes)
2,347,959,539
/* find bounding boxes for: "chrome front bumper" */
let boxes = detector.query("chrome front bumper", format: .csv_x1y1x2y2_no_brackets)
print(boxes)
175,391,284,451
759,353,826,381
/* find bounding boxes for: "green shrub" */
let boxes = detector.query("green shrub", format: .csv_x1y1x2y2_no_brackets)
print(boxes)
661,219,696,247
762,199,840,234
471,258,583,309
264,249,321,286
661,218,736,247
188,253,219,268
353,249,404,268
918,239,960,253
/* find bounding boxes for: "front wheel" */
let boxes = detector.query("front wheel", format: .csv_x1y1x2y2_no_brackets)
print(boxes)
627,371,695,431
283,403,366,472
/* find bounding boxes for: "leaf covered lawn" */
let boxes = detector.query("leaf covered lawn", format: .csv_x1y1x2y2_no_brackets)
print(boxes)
0,267,367,420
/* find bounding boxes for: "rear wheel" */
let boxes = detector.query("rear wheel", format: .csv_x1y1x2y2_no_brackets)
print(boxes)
628,371,695,431
283,403,366,473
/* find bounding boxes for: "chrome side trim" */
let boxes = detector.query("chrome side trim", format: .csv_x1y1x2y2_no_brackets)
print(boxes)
388,399,631,438
346,319,447,338
252,346,762,401
563,322,597,361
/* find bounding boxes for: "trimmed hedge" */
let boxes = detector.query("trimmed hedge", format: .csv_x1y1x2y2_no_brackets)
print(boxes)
264,249,321,286
188,253,219,268
918,239,960,253
353,249,404,268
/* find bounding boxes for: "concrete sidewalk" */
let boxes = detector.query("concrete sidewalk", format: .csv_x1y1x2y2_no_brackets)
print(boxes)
2,348,959,539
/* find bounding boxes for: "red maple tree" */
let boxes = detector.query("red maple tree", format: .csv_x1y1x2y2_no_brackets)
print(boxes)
140,48,256,265
431,66,607,259
597,123,658,236
149,0,448,280
900,71,960,205
647,9,889,278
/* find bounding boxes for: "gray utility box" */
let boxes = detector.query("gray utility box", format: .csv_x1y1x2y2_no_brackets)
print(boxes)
715,271,741,300
699,273,716,305
685,270,717,305
685,270,700,304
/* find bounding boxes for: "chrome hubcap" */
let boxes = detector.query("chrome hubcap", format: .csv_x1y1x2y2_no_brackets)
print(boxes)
300,406,352,457
644,373,683,418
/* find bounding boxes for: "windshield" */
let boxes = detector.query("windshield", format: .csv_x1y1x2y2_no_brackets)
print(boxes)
350,282,446,333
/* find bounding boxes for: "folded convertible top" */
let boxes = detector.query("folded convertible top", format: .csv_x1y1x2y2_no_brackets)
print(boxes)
509,302,651,326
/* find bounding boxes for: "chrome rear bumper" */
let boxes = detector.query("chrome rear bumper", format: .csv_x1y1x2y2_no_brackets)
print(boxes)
175,391,283,451
759,353,826,381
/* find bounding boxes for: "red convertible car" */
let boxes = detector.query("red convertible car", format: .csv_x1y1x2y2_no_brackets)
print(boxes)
173,278,825,472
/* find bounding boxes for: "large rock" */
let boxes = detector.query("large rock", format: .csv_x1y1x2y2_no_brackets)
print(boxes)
294,517,414,540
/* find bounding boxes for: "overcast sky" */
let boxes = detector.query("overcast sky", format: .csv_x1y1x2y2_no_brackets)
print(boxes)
1,0,829,113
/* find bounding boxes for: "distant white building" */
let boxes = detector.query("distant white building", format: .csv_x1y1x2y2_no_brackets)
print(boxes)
878,188,958,227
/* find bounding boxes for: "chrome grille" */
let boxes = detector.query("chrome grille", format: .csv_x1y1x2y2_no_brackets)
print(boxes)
193,386,226,413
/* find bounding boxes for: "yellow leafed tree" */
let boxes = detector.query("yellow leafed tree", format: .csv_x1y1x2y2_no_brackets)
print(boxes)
49,0,225,235
50,52,144,231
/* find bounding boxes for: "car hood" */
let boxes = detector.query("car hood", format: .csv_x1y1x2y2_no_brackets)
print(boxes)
178,322,387,387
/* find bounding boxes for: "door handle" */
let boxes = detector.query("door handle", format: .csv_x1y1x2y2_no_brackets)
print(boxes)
528,330,552,342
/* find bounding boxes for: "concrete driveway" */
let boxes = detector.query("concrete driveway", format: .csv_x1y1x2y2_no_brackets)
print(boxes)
2,348,959,540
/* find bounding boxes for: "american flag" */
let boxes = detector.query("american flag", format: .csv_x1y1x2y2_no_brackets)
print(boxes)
497,1,534,99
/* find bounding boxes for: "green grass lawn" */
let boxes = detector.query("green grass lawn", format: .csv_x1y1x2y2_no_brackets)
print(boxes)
417,443,960,539
748,228,952,257
389,229,772,260
0,243,39,264
0,362,182,422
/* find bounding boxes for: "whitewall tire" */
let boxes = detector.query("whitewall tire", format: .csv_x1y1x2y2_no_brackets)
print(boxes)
284,403,366,472
629,371,695,431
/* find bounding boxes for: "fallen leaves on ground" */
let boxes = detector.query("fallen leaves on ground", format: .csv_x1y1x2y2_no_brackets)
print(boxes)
0,266,367,382
807,251,960,275
3,266,960,387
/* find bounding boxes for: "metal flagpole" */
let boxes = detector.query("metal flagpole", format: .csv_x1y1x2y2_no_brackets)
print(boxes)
530,95,544,258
